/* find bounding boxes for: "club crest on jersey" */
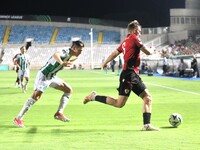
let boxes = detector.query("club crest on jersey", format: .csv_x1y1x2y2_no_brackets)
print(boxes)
124,89,129,94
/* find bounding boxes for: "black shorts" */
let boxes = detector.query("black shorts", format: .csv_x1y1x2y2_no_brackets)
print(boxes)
117,69,146,96
16,66,19,73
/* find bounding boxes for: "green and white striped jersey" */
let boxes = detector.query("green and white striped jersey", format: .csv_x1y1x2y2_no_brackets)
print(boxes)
16,53,29,71
40,48,71,79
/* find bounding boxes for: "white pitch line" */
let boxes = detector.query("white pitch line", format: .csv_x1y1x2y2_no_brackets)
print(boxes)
146,82,200,96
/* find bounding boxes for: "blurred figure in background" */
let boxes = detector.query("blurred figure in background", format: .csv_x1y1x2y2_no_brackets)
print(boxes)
14,46,30,92
117,56,123,75
162,57,169,75
110,59,116,74
102,56,108,74
12,53,20,88
12,40,32,88
178,58,188,77
191,55,199,78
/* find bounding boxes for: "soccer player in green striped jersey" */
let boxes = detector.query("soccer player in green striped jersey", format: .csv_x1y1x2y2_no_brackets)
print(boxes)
13,40,32,89
15,46,30,93
14,40,84,128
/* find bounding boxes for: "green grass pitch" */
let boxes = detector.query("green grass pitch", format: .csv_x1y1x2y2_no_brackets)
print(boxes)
0,70,200,150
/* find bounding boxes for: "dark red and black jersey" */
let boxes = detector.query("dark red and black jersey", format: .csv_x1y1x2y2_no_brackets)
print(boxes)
117,34,143,73
13,53,20,62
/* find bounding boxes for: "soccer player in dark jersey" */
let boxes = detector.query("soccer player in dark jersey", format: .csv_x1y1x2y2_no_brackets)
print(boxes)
13,53,20,87
84,20,159,131
13,40,84,128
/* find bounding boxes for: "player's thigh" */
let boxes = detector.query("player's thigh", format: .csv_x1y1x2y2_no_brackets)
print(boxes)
139,89,151,100
34,72,51,92
50,77,72,93
132,81,147,96
24,69,30,78
18,70,24,79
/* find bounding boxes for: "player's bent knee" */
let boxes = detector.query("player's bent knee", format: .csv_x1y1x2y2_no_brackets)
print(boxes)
32,91,42,101
32,95,41,101
64,87,73,94
144,95,152,105
117,104,125,108
63,92,72,98
116,102,126,108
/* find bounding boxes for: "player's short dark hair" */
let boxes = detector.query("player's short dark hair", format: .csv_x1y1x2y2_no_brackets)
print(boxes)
20,46,25,50
25,41,32,50
72,40,84,48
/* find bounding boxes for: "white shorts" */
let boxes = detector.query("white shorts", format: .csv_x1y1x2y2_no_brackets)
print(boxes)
18,69,30,79
34,71,64,92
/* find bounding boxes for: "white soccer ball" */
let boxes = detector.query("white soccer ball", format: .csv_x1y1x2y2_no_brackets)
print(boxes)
169,113,182,127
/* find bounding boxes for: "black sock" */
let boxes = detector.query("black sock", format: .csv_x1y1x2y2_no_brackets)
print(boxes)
143,112,151,125
95,95,107,104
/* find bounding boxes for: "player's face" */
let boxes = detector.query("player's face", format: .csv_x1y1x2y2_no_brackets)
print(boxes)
74,46,83,57
135,26,141,36
20,47,26,53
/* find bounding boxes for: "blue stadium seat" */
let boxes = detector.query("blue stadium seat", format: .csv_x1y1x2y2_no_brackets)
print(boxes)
102,31,120,44
0,25,6,43
8,25,54,44
7,25,120,44
55,27,98,43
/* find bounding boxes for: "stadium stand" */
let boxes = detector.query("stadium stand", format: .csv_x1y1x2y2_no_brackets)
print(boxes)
161,37,200,58
101,31,120,44
8,25,55,44
6,25,120,44
0,25,6,43
55,27,96,43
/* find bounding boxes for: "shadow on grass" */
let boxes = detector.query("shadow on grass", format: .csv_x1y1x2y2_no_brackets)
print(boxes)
27,127,37,134
0,86,21,94
2,124,141,134
160,126,178,129
0,87,12,89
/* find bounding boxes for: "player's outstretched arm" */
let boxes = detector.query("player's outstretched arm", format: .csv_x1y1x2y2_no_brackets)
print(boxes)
53,51,65,65
140,46,154,55
102,50,120,68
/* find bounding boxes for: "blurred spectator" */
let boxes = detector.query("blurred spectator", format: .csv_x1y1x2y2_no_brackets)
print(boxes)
191,55,199,78
178,58,188,77
102,56,108,74
163,37,200,57
140,61,148,74
147,66,153,76
162,57,169,75
110,59,116,74
78,64,84,70
0,47,5,64
117,56,122,75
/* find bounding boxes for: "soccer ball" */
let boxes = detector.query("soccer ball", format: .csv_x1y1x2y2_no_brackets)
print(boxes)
169,113,182,127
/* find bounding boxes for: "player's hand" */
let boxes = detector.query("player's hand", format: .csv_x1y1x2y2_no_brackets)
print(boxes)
62,61,72,67
102,62,107,69
69,56,78,62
